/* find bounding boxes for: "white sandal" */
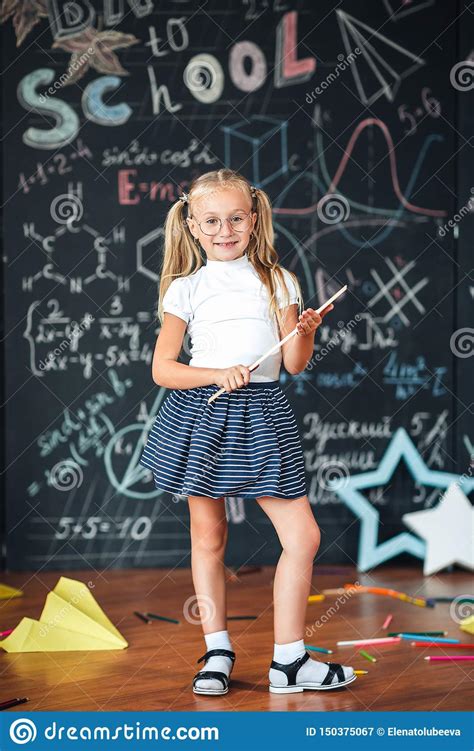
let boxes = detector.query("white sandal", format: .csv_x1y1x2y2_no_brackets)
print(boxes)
269,652,357,693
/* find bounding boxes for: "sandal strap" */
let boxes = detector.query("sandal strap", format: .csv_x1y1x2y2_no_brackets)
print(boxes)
197,648,236,664
193,670,229,690
321,661,345,686
269,651,310,683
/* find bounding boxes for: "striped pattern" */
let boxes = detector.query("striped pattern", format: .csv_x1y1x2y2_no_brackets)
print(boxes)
139,380,307,500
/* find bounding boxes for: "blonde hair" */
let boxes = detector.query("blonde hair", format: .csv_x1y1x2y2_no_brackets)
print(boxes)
157,168,304,333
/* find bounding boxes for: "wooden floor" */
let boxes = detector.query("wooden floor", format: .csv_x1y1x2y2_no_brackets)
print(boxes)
0,565,472,711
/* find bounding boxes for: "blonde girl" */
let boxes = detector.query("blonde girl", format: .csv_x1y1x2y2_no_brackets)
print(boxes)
139,168,355,695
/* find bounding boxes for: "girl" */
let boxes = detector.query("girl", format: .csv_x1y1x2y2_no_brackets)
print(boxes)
139,169,356,695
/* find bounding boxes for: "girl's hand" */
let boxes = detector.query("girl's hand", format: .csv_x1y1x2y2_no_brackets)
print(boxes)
296,304,334,336
214,364,253,392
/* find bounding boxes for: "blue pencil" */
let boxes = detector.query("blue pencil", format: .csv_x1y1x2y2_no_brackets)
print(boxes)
397,634,459,643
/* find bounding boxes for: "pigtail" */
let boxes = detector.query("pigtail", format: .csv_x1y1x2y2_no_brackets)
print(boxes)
156,194,204,323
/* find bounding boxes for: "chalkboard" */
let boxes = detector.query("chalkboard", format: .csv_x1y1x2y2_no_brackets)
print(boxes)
1,0,472,572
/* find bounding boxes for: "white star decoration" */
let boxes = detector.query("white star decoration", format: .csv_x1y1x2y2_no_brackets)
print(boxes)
402,482,474,575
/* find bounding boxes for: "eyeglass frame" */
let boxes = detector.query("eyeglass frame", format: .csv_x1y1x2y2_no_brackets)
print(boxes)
186,207,257,237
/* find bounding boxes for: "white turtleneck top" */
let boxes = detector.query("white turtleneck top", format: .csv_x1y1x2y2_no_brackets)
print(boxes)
161,251,300,382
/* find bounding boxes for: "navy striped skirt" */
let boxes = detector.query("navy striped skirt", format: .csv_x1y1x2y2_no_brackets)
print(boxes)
139,380,307,500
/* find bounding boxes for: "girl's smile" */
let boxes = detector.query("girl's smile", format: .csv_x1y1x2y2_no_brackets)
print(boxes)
214,240,239,248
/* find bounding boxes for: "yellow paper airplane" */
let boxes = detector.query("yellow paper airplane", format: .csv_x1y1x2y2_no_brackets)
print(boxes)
0,583,23,600
0,576,128,652
459,615,474,635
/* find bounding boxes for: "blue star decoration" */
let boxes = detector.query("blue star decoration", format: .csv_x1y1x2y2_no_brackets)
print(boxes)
327,427,474,572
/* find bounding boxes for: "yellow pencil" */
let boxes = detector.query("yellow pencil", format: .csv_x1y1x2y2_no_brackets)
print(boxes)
307,595,326,602
354,670,368,675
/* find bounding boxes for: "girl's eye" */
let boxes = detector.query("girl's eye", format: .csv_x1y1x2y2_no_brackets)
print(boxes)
231,216,243,223
205,218,218,225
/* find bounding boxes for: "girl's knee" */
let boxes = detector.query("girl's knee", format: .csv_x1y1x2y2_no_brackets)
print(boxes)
191,521,228,555
285,522,320,559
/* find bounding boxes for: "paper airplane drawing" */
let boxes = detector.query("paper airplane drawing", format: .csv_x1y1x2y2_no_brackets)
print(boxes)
383,0,436,23
0,576,128,653
0,583,23,600
336,10,425,105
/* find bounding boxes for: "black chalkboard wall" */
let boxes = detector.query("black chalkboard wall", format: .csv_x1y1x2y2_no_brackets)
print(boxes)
1,0,472,572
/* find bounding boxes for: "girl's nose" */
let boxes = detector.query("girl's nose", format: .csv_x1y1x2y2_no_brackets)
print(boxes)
218,218,234,235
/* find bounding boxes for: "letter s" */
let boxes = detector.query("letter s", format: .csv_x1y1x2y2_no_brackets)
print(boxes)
17,69,79,150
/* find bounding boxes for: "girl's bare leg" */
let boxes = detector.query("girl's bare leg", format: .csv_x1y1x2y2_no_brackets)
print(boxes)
256,494,320,642
188,495,234,693
188,495,228,634
256,494,354,687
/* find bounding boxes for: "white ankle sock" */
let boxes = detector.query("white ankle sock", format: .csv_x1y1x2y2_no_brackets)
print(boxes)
270,638,353,687
195,629,234,692
273,638,306,663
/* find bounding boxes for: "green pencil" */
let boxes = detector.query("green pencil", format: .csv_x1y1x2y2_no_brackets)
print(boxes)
145,612,180,624
304,644,333,654
359,649,377,663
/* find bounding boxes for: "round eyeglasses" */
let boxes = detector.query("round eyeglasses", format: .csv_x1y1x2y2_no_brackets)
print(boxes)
192,209,254,236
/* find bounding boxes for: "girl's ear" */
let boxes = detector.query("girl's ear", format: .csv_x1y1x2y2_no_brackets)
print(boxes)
185,216,197,239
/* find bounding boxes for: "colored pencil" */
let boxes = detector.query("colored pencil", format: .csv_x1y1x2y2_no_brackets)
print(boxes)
354,670,368,675
343,584,431,607
359,650,376,663
411,642,474,649
304,644,333,654
0,629,14,638
0,697,28,711
388,631,447,637
145,612,180,624
424,655,474,662
397,634,459,643
430,597,474,603
228,616,257,620
337,637,401,647
308,595,326,602
134,611,152,624
382,614,393,629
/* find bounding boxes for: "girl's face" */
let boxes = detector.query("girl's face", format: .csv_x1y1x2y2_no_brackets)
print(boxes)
186,187,257,261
